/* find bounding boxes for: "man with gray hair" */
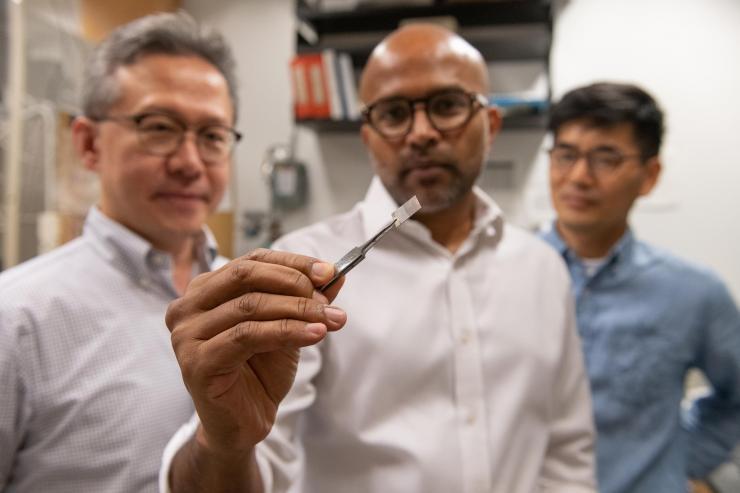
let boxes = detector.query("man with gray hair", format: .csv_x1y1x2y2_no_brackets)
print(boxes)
0,11,249,492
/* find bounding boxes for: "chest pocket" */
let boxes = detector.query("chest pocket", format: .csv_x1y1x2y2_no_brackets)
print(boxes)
584,322,684,410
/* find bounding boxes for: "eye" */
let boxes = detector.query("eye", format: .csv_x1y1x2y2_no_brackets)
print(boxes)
552,148,578,163
137,115,180,133
591,151,622,168
372,101,411,125
429,93,468,116
200,127,229,143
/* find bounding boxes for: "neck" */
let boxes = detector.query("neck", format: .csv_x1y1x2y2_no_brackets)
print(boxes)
150,233,198,295
556,221,627,259
416,194,476,254
169,238,197,295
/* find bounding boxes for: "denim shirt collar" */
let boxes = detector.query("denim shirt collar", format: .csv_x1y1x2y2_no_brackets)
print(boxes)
541,221,638,294
541,221,635,265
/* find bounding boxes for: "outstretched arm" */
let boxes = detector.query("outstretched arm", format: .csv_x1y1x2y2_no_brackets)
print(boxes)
165,249,346,493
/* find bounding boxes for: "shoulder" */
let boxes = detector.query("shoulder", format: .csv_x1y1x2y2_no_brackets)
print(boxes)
637,240,737,307
639,241,726,288
0,237,103,320
503,223,561,255
500,223,569,275
0,237,92,296
272,208,362,258
0,240,90,356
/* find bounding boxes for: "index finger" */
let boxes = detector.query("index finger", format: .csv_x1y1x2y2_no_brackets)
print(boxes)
186,249,336,311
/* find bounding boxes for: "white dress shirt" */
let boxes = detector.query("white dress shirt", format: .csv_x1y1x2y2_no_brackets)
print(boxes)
161,177,596,493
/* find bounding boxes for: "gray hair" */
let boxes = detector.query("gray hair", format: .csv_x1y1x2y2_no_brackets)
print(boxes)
81,11,238,121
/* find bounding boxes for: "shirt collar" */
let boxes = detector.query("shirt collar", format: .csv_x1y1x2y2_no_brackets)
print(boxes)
198,225,220,266
541,220,635,265
358,176,504,247
84,206,219,283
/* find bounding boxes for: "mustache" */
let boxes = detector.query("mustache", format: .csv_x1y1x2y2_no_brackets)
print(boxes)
559,186,599,201
399,157,459,177
399,164,460,181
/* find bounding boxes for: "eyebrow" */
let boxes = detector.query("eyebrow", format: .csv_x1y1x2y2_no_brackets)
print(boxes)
553,142,623,153
137,107,232,127
374,85,469,103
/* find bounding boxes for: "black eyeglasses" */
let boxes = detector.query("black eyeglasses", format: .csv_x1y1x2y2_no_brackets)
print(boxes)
361,89,489,140
548,146,643,178
96,112,242,164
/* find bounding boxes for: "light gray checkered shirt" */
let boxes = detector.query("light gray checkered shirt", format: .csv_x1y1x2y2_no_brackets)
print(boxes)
0,207,225,492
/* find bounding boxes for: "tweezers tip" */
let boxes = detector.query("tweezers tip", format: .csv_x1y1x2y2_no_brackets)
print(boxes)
392,195,422,226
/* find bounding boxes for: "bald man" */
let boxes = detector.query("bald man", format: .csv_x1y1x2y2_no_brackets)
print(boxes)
163,24,596,493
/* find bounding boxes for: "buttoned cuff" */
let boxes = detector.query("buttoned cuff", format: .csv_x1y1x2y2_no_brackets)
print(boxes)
158,413,200,493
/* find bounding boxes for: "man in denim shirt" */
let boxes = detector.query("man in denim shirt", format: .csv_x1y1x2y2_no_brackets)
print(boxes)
540,82,740,493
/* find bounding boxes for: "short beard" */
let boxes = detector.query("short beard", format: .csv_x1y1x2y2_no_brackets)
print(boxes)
388,165,475,214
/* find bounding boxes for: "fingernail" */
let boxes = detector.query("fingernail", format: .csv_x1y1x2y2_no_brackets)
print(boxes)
312,262,333,278
305,323,326,337
324,306,347,328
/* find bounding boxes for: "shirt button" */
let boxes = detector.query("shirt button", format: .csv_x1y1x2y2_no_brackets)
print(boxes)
460,330,472,345
139,278,151,289
466,411,477,425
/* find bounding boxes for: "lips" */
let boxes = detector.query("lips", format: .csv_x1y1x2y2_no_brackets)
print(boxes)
402,157,455,177
404,165,449,180
154,191,209,205
558,192,597,210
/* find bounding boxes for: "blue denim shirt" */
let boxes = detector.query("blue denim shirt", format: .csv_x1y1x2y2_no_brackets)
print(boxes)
541,226,740,493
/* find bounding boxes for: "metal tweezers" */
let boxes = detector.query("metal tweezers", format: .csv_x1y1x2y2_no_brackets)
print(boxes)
319,196,421,292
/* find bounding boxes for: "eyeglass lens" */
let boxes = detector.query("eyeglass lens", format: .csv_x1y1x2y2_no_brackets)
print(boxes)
549,147,633,176
135,113,235,161
368,91,478,138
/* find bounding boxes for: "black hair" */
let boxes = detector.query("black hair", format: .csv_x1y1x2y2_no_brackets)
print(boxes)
548,82,664,158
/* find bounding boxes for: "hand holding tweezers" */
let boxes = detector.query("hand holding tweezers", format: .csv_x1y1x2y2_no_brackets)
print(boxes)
319,196,421,292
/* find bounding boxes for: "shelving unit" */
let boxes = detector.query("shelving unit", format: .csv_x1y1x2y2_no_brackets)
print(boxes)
294,0,552,132
298,113,547,133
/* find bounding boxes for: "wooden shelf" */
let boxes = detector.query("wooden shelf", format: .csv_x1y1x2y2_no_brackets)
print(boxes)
297,1,552,65
297,1,551,32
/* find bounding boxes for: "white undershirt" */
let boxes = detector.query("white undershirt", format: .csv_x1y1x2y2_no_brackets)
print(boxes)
582,257,608,277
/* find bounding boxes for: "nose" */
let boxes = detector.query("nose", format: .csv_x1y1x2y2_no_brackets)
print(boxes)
167,131,204,178
406,104,439,146
567,154,595,184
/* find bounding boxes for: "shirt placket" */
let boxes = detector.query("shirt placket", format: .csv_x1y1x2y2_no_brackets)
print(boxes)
448,263,492,493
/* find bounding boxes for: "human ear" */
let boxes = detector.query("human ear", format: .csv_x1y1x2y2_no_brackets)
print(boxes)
486,106,502,139
71,116,101,172
638,157,662,196
360,122,372,147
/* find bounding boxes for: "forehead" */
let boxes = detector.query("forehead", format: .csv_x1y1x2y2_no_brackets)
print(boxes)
361,40,487,103
555,119,639,149
111,54,233,122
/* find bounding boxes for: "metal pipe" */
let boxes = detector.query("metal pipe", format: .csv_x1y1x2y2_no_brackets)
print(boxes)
3,0,25,268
